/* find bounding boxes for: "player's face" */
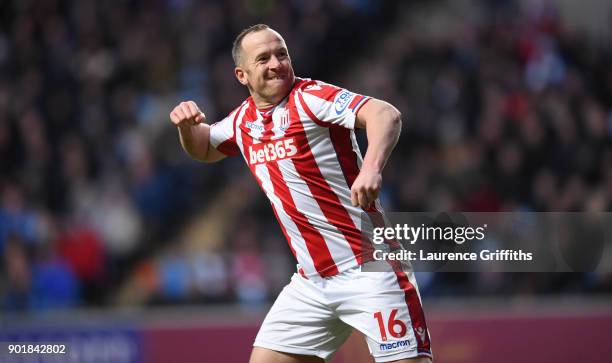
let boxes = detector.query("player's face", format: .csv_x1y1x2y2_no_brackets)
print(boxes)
235,29,295,107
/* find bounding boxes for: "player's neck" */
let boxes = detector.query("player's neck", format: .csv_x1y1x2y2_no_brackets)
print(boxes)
252,94,287,110
251,79,296,110
252,96,281,110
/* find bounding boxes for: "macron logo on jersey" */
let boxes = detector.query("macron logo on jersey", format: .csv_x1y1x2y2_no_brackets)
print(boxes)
379,339,411,351
246,121,264,132
334,90,353,115
248,138,298,165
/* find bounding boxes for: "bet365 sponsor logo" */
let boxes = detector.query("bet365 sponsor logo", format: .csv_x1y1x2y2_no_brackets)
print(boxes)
248,138,298,165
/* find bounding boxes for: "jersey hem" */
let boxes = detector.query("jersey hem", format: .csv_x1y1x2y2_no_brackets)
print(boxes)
300,251,375,279
354,96,372,116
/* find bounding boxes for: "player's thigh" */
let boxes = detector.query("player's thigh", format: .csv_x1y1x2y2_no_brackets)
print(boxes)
249,346,324,363
254,273,353,360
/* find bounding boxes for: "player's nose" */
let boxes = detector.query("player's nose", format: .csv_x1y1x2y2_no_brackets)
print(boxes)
268,55,281,69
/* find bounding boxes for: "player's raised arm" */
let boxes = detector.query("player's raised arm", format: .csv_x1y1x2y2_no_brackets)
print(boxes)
351,99,402,209
169,101,226,163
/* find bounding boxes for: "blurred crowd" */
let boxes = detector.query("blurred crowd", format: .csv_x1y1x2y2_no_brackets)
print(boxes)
1,0,611,312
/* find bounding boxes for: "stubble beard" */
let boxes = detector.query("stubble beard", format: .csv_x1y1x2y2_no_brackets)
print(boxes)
251,73,295,106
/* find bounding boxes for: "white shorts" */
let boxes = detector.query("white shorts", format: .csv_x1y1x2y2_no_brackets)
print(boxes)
253,264,433,362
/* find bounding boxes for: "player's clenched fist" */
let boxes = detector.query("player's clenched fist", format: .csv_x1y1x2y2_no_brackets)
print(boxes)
169,101,206,128
351,168,382,210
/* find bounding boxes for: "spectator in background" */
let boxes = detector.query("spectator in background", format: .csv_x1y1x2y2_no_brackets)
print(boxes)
29,239,80,310
0,182,38,255
2,235,31,311
2,234,80,311
56,218,106,305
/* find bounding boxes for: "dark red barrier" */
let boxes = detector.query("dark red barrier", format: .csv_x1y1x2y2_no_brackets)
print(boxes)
143,324,259,363
141,310,612,363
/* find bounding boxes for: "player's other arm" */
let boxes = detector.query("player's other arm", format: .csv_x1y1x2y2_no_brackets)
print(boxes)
351,99,402,209
169,101,226,163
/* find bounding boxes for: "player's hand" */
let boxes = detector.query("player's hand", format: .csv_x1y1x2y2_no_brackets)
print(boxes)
169,101,206,129
351,168,382,210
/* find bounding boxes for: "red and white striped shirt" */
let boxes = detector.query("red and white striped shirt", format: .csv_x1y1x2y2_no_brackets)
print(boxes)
210,78,381,278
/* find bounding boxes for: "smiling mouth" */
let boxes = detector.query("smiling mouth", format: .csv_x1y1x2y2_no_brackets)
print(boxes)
267,75,285,80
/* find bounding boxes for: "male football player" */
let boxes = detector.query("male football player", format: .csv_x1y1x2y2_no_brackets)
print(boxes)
169,24,432,363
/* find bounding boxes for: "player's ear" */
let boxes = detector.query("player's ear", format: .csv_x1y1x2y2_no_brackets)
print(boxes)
235,67,248,85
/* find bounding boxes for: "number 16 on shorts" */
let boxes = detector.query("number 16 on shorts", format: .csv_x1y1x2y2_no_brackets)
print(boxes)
373,308,407,341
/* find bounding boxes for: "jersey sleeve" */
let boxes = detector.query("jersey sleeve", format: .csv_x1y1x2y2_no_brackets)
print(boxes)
209,108,240,156
299,80,371,129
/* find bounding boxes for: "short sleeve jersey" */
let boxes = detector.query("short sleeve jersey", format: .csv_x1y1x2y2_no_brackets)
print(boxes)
209,78,382,278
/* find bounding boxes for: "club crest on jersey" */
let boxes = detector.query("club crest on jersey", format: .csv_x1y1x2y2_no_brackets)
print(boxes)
415,327,426,343
334,90,353,115
279,109,291,131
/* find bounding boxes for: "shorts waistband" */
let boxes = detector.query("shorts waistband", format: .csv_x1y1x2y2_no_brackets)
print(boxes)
296,264,362,283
